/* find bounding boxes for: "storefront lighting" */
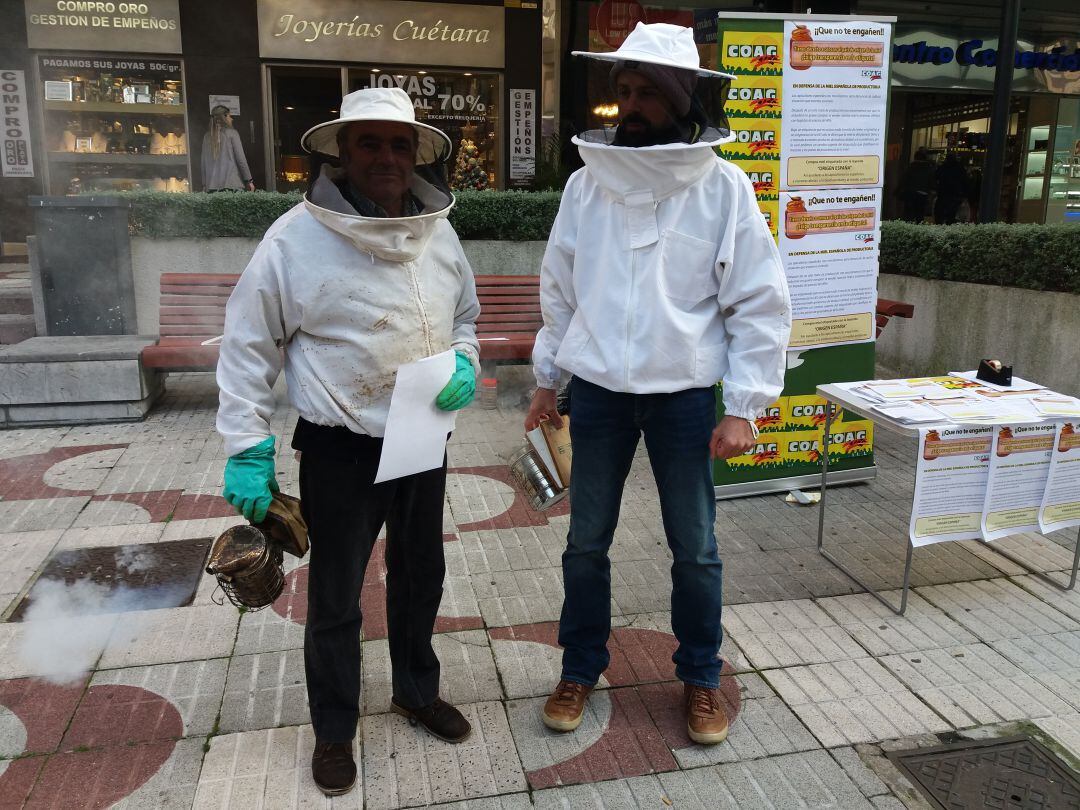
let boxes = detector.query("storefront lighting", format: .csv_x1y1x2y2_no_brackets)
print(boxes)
284,106,294,110
464,73,473,76
371,68,381,73
418,70,427,75
592,103,619,118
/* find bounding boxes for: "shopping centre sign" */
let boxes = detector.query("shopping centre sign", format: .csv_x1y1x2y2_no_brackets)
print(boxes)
891,27,1080,93
24,0,181,53
257,0,504,68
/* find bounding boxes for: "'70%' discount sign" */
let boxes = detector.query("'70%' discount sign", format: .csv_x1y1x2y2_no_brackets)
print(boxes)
364,73,487,120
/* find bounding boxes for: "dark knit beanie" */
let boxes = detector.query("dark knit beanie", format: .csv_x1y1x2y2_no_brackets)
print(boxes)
610,60,698,117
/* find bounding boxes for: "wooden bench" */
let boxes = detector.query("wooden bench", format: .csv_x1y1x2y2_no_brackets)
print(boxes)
475,275,541,364
875,298,915,339
139,271,914,372
141,272,237,371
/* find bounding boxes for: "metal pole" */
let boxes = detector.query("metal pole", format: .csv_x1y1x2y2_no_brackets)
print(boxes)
978,0,1021,222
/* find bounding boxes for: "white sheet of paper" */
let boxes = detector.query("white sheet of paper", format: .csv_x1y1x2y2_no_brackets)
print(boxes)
981,423,1055,541
1040,421,1080,533
871,401,943,424
374,350,457,484
909,425,993,547
526,426,562,488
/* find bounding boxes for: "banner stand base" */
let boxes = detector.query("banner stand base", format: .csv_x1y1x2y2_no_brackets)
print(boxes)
713,466,876,501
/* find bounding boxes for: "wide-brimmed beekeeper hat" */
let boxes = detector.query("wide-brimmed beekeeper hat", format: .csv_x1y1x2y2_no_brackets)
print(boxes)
572,21,736,81
301,87,452,164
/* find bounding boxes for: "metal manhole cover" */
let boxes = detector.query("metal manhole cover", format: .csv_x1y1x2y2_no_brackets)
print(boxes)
888,735,1080,810
9,538,213,621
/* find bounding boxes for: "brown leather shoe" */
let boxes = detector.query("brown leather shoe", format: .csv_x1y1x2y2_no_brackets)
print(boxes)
311,740,356,796
542,679,592,732
391,697,472,743
684,683,729,744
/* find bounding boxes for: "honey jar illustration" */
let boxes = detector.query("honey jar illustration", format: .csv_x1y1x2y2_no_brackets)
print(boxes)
996,426,1014,457
923,429,941,460
784,197,807,239
790,25,813,70
1060,423,1077,452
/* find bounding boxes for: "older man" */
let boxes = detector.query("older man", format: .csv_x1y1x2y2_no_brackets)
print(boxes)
217,88,480,796
526,23,791,744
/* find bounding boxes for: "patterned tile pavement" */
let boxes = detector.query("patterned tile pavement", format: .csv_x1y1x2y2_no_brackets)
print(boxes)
0,371,1077,808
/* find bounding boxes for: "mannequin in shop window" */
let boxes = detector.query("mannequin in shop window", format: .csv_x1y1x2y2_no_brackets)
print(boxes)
201,105,255,192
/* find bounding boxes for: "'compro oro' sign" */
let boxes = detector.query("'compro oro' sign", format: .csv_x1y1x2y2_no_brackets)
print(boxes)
256,0,504,68
25,0,182,53
2,70,35,179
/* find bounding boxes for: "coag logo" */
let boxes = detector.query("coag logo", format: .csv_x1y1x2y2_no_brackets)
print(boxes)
855,232,875,244
861,70,883,80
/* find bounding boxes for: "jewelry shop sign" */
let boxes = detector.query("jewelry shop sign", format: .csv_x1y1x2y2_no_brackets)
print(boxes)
25,0,182,53
257,0,505,68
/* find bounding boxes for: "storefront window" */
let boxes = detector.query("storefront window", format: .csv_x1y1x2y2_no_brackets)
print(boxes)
269,65,343,193
348,68,501,191
1047,98,1080,224
37,55,188,194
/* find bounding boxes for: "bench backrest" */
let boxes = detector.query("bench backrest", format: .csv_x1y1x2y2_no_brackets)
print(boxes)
159,272,239,342
474,274,541,340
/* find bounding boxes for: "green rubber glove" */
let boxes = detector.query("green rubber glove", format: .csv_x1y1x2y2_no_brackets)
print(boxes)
223,436,280,523
436,350,476,411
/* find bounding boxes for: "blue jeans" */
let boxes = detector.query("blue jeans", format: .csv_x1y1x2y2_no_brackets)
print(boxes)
559,376,724,689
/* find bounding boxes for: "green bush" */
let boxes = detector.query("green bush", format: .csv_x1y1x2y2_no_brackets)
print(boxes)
880,221,1080,295
119,191,1080,294
124,190,302,238
121,189,560,241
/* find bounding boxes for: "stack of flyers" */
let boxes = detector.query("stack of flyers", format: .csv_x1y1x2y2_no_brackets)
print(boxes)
871,401,946,424
929,398,1042,424
1030,395,1080,418
948,370,1046,392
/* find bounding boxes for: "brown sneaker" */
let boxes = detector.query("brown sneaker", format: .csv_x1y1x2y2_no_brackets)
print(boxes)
684,683,729,745
542,679,592,731
311,740,356,796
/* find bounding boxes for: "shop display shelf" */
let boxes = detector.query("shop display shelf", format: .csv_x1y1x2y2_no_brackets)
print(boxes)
44,101,185,115
48,152,188,165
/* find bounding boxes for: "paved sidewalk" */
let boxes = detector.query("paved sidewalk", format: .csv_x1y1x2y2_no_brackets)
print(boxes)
0,372,1077,808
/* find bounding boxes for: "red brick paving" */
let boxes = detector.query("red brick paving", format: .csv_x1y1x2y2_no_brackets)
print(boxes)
0,678,86,756
0,756,46,809
91,491,183,523
449,466,570,532
23,740,177,809
61,685,184,749
0,446,126,501
525,687,678,789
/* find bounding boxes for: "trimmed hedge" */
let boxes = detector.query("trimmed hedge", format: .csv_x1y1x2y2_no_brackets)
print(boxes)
119,191,1079,294
121,189,560,241
879,221,1080,295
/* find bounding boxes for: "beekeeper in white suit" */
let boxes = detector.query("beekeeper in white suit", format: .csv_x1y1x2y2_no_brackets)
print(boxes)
525,22,791,744
216,88,479,797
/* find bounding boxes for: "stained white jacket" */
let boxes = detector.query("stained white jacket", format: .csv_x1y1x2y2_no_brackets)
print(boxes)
216,166,480,457
532,133,791,420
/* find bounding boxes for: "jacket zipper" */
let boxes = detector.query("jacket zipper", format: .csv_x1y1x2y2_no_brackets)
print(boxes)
406,262,434,355
624,247,636,390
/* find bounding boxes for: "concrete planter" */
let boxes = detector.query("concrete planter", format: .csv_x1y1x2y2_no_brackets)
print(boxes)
877,274,1080,397
130,237,547,335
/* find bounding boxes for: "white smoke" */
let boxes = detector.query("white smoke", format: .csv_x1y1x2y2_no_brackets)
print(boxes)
16,575,186,685
115,546,156,574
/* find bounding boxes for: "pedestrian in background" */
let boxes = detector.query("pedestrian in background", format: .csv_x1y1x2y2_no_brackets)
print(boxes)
900,147,935,223
201,105,254,192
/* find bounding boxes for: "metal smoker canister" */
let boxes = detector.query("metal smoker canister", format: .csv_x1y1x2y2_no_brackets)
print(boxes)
509,446,567,511
205,524,285,610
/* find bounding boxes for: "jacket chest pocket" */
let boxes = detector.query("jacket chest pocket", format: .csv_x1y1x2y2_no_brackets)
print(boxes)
659,229,720,305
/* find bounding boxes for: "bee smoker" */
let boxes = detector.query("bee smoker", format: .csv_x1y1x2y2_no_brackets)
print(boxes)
206,491,308,610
